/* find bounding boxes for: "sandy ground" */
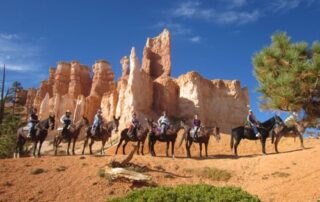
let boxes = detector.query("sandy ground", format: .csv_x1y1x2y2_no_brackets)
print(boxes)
0,133,319,202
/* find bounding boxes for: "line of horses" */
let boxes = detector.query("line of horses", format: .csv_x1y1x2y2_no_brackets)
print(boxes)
14,114,306,159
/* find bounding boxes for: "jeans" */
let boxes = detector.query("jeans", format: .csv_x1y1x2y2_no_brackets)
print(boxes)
252,125,259,134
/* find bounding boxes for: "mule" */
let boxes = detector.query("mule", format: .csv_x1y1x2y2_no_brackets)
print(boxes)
230,115,283,156
53,116,89,155
271,122,306,153
147,119,183,159
82,116,120,155
115,124,149,155
14,115,55,158
179,122,220,158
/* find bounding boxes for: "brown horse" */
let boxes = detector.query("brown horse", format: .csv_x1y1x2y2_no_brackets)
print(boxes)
115,123,149,155
53,116,89,155
179,122,220,158
147,119,183,159
271,122,306,153
82,116,120,155
14,115,55,158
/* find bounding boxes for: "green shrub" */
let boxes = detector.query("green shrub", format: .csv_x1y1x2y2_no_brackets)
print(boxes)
109,184,260,202
185,167,232,181
31,168,45,175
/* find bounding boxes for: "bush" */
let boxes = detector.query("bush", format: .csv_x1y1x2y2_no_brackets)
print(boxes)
185,167,232,181
31,168,45,175
109,184,260,202
0,114,24,158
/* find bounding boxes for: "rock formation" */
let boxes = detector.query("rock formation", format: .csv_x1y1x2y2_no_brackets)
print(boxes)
25,88,37,110
142,29,171,79
26,29,249,133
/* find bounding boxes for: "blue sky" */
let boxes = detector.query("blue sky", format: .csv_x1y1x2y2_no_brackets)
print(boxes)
1,0,320,121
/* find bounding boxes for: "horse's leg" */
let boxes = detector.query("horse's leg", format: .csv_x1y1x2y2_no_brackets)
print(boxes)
101,140,106,155
199,143,203,158
67,139,71,155
234,137,241,156
122,140,128,155
261,138,267,155
172,140,175,159
205,141,208,158
38,140,44,157
188,141,193,158
54,137,58,156
166,141,169,157
82,137,88,155
137,141,140,155
299,133,304,149
32,141,38,157
275,135,282,153
72,138,77,155
141,139,145,155
115,137,123,155
89,139,94,155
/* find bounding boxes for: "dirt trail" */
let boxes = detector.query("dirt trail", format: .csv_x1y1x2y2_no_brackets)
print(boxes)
0,134,319,202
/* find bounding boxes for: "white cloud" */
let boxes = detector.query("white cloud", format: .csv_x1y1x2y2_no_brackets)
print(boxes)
171,1,260,25
0,33,44,72
190,36,201,43
153,22,192,36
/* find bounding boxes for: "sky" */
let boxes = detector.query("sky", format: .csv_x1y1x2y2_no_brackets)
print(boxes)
1,0,320,121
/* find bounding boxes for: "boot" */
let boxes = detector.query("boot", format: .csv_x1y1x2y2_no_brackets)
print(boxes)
256,132,261,138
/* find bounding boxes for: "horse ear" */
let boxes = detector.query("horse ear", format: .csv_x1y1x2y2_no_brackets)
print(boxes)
113,115,116,120
117,116,121,120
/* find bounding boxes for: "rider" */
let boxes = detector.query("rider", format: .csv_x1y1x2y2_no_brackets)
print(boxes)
60,110,73,138
247,109,261,138
27,108,39,138
192,114,201,138
127,112,140,137
284,112,298,128
158,111,170,135
92,109,103,137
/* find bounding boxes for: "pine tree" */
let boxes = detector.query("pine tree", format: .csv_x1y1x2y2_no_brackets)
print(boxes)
253,32,320,121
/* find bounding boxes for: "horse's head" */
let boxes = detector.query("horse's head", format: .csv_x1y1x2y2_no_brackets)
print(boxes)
49,115,55,130
81,116,90,126
112,116,120,133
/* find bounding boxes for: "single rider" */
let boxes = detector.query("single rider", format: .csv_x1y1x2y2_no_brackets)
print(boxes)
128,112,139,137
247,109,261,138
284,112,298,128
158,111,170,134
27,108,39,138
60,110,72,137
92,109,103,137
192,114,201,138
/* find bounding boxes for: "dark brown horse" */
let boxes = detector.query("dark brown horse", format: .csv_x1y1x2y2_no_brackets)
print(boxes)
179,122,220,158
271,122,306,153
82,116,120,155
147,119,183,159
230,115,284,156
53,116,89,155
14,115,55,158
115,124,149,155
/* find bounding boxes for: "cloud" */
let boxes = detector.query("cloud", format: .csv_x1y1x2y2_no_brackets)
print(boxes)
0,33,44,72
170,1,260,25
189,36,201,43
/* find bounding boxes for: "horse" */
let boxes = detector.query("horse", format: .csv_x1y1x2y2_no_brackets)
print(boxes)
115,123,149,155
14,115,55,158
82,116,120,155
271,122,306,153
230,115,283,156
147,119,183,159
53,116,89,156
179,122,220,158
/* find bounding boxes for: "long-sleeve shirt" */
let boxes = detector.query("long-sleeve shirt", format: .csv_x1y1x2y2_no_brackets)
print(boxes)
247,114,258,125
158,116,169,126
29,113,38,123
60,115,72,125
93,114,103,126
193,119,201,127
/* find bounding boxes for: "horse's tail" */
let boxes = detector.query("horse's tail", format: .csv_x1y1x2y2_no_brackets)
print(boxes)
178,130,187,148
148,132,152,152
230,130,234,150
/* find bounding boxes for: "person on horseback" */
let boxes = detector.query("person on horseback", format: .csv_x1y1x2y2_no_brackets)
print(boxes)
27,108,39,138
60,110,72,138
247,109,261,138
127,112,139,138
92,109,103,137
284,112,298,128
158,111,170,135
192,114,201,138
